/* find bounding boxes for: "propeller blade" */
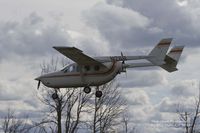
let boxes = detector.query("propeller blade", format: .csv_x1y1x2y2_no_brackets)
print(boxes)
37,80,41,90
121,52,125,64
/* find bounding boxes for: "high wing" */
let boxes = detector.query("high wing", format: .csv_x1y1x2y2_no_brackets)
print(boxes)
53,46,107,68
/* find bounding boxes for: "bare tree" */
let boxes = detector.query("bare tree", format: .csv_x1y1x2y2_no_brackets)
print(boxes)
1,109,30,133
176,83,200,133
36,57,128,133
64,88,92,133
86,81,126,133
36,57,92,133
122,111,129,133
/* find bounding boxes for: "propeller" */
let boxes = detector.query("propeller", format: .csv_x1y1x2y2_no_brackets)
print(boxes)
121,52,125,64
121,52,127,77
37,80,41,90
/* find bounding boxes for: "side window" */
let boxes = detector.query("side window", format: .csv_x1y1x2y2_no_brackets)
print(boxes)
69,65,74,72
62,64,77,73
64,68,68,73
72,65,75,72
69,66,73,72
84,66,90,71
62,66,69,73
76,66,80,72
94,65,100,71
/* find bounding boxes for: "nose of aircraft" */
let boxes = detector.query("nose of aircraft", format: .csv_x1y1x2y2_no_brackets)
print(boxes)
35,75,45,81
35,73,48,81
35,76,43,90
35,76,41,81
35,72,59,89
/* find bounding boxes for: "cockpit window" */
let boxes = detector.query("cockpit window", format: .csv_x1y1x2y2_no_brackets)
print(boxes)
77,66,80,72
69,65,74,72
61,64,76,73
61,66,68,72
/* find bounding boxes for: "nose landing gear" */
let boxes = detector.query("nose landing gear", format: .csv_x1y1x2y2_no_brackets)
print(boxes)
52,89,59,100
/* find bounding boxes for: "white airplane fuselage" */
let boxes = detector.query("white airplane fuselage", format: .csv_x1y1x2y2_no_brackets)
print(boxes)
37,61,123,88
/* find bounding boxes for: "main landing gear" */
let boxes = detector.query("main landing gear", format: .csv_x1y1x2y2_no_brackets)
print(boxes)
83,86,91,94
83,86,102,98
51,87,102,99
52,89,59,100
95,90,102,98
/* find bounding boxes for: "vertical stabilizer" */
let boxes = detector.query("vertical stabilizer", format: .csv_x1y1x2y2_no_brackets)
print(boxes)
160,46,185,72
167,46,184,62
148,38,172,65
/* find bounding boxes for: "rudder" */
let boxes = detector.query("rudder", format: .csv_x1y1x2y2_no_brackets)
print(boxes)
148,38,172,65
160,46,184,72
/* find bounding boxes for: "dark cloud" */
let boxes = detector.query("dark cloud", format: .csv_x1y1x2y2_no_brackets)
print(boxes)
83,3,157,51
117,0,200,46
17,110,44,119
23,97,40,108
0,82,21,101
170,84,194,97
119,70,166,88
156,96,196,113
156,97,178,113
0,2,198,133
0,12,71,60
124,89,150,105
84,0,200,51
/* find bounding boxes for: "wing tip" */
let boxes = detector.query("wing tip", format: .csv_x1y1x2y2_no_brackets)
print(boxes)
53,46,81,51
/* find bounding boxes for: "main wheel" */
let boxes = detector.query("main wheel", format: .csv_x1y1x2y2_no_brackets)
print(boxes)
83,87,91,94
95,91,102,98
52,93,58,99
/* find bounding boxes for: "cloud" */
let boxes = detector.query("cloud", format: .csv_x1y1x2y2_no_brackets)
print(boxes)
0,12,71,60
156,96,197,114
0,80,21,101
0,1,199,133
83,2,158,51
156,97,179,113
84,3,150,29
124,89,150,105
170,81,195,97
84,0,200,50
119,70,167,88
0,12,112,62
0,79,40,109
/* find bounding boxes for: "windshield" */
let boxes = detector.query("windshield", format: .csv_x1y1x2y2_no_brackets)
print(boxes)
61,64,76,73
61,65,69,72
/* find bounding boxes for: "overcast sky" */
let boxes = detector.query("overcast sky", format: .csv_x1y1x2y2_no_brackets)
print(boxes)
0,0,200,132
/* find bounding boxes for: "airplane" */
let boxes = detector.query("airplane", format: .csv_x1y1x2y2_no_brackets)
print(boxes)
35,38,184,99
